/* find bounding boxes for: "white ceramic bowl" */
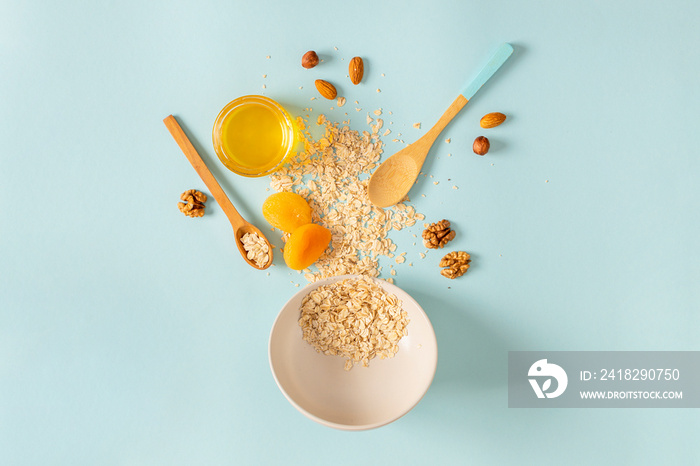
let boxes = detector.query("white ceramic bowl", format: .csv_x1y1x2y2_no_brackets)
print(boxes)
268,275,438,430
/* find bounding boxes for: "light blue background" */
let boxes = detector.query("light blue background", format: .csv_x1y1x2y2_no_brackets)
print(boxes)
1,0,698,464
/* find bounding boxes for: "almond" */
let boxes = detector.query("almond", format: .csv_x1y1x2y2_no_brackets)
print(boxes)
349,56,364,85
480,112,506,128
315,79,337,100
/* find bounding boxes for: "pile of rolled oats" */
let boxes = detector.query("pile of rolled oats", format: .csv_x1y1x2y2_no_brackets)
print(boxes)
298,276,409,370
269,113,424,283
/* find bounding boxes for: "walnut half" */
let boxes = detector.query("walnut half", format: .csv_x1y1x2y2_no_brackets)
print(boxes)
422,219,456,249
439,251,471,279
178,189,207,217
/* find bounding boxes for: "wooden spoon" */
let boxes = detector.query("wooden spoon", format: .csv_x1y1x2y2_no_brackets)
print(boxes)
163,115,273,270
367,43,514,208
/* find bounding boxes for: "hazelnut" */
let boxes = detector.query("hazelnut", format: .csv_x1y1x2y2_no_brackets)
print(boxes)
473,136,490,155
302,51,319,69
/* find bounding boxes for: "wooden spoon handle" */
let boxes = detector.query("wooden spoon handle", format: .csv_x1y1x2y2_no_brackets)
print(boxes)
414,43,513,165
422,94,469,146
163,115,246,231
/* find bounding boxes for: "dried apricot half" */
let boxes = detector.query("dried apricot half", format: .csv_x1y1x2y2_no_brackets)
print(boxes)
262,192,312,233
283,223,332,270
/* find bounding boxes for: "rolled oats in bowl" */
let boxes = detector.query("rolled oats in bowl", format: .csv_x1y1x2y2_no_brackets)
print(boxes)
269,275,437,430
298,275,409,370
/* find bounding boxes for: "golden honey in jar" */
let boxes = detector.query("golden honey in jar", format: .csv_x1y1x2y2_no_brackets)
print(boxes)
213,95,297,177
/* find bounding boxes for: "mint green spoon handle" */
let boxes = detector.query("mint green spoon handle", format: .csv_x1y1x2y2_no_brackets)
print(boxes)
460,43,514,100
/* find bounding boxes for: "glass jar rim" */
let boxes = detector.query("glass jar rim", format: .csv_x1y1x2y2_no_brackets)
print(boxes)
212,95,296,177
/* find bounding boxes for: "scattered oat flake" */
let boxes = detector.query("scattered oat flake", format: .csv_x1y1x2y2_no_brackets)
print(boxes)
374,109,382,116
433,181,439,185
262,74,267,78
453,185,458,189
310,97,316,100
262,84,266,89
299,86,303,89
337,97,346,107
266,55,270,59
390,269,397,276
448,153,452,157
356,108,362,112
413,123,421,129
366,113,373,125
383,129,391,136
419,252,426,259
376,89,381,93
334,46,338,50
381,73,385,77
445,138,451,143
269,114,424,283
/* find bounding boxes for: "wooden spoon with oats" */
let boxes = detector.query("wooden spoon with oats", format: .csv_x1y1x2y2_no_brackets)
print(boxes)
164,115,273,270
368,43,513,207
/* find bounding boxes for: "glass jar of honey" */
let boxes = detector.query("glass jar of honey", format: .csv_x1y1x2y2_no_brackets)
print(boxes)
212,95,297,177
